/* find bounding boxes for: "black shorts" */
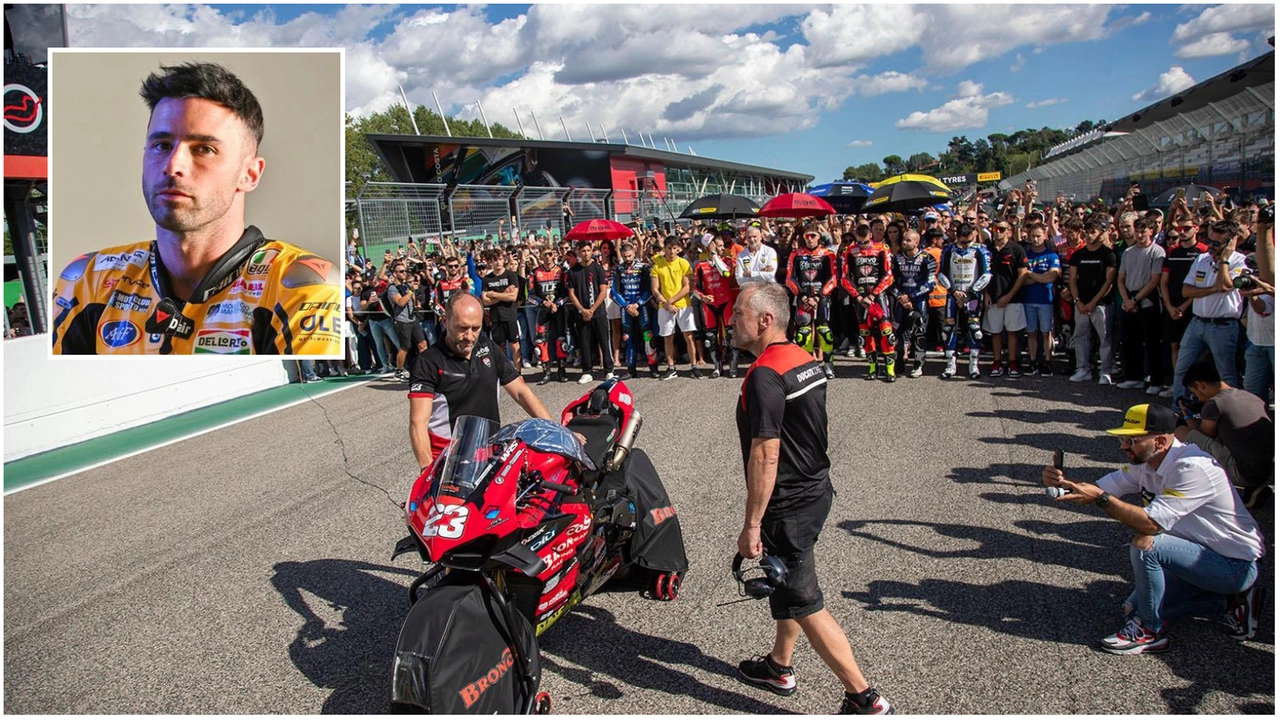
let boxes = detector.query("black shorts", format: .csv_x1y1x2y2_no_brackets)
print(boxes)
491,318,520,345
761,484,833,621
395,320,425,349
1164,311,1192,346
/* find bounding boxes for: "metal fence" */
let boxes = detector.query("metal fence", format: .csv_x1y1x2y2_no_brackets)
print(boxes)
1002,82,1275,202
517,186,570,239
355,182,449,259
565,188,611,224
449,185,518,245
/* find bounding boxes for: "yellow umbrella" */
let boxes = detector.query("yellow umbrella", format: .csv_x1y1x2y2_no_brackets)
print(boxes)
870,174,952,191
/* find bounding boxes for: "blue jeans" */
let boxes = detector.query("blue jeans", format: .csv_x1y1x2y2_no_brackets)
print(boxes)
518,307,537,365
420,318,439,348
368,317,401,368
1243,342,1274,402
1171,317,1239,404
1127,533,1257,633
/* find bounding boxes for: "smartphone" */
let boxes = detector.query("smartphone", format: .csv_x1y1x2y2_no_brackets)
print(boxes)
1052,448,1065,471
1175,187,1186,202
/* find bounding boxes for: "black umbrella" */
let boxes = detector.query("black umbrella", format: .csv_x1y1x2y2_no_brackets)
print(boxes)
862,178,953,214
808,182,873,214
1149,184,1222,208
678,194,760,220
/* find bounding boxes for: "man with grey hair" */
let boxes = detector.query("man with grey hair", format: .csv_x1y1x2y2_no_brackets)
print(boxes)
735,225,780,287
730,280,894,715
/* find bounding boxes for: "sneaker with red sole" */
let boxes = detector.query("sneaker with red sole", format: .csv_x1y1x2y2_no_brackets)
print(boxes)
737,655,796,696
1225,584,1265,641
839,688,894,715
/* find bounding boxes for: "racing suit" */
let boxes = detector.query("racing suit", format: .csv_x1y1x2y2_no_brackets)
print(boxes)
693,254,738,375
51,228,341,355
785,246,838,359
891,250,938,376
611,259,658,374
841,241,896,379
937,242,993,377
529,264,571,381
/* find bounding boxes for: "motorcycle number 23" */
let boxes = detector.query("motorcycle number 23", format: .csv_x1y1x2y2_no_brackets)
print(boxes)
421,504,470,539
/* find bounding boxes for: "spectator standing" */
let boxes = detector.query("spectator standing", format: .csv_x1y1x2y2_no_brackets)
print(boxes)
1020,222,1061,376
1241,269,1274,403
566,241,615,384
736,225,780,287
1158,221,1207,397
1171,221,1249,402
1115,218,1167,393
366,266,400,376
922,228,948,356
652,236,701,380
481,255,523,373
1067,219,1118,384
983,219,1029,377
387,262,426,381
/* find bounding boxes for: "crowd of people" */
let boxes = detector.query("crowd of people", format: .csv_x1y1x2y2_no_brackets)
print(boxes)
320,184,1273,507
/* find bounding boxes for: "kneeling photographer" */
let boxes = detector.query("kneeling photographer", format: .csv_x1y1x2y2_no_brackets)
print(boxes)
1174,361,1274,509
1042,403,1266,655
729,281,893,715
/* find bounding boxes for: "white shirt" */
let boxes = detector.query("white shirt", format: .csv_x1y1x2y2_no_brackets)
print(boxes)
1097,439,1265,561
1246,294,1274,347
735,244,779,285
1186,251,1247,319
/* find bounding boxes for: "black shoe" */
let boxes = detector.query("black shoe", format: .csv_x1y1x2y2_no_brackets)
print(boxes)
1040,361,1054,377
649,367,661,379
661,367,679,381
1225,583,1265,641
690,366,705,379
838,688,894,715
737,655,796,697
557,368,568,383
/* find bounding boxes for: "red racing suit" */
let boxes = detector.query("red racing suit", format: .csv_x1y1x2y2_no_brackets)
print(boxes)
785,246,838,354
840,241,895,355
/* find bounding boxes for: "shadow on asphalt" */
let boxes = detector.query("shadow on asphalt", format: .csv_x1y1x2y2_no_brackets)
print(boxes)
836,518,1130,578
975,432,1120,465
270,559,418,713
539,604,795,714
966,406,1114,431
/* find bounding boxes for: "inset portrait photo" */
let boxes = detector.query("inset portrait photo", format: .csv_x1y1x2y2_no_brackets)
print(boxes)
48,49,344,356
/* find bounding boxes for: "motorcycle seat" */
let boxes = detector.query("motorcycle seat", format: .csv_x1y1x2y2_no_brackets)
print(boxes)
565,414,619,469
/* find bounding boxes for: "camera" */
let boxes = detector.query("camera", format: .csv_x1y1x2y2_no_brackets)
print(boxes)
1176,396,1203,420
1260,204,1274,224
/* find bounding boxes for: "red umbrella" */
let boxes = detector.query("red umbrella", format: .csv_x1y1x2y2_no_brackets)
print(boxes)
563,218,635,242
758,193,837,219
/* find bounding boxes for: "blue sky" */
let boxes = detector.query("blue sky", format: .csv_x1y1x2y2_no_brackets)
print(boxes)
68,4,1275,183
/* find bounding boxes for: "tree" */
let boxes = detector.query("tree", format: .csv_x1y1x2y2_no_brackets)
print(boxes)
843,163,883,183
882,154,905,176
907,152,936,172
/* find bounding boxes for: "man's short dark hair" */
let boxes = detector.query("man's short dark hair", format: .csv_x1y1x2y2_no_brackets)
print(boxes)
956,222,974,238
663,235,680,248
1210,219,1241,238
923,228,945,244
1184,360,1222,388
140,62,265,148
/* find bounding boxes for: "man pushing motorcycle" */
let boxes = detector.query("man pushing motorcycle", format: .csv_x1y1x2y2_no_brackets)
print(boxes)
730,280,895,715
408,293,554,471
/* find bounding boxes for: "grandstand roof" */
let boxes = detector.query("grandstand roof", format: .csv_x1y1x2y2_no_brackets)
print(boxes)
366,133,814,184
1107,51,1274,134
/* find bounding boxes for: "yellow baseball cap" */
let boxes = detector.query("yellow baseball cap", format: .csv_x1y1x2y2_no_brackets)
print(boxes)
1106,404,1178,436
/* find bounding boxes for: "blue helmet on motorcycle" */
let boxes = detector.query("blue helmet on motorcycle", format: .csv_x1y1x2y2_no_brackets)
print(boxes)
732,552,788,599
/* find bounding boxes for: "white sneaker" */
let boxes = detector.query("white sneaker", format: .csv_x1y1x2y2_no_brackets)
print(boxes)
1069,369,1092,382
1116,380,1144,390
1098,373,1113,386
604,371,617,381
578,373,594,385
1158,386,1175,398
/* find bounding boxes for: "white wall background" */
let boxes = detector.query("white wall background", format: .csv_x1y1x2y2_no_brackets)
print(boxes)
4,335,289,461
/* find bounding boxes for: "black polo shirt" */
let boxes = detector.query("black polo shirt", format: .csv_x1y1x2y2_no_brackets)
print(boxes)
408,337,520,460
737,341,832,517
482,270,520,323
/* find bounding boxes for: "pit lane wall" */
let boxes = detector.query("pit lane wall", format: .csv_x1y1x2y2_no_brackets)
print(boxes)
3,335,289,461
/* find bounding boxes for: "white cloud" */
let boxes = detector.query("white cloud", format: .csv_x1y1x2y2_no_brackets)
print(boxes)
1131,66,1196,103
1175,32,1252,59
1010,53,1026,72
801,4,924,69
1026,98,1068,109
847,140,874,148
895,82,1015,132
1110,11,1152,32
1171,4,1273,59
916,5,1113,73
849,71,928,97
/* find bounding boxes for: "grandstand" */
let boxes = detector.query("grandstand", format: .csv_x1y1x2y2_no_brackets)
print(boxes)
1003,51,1274,203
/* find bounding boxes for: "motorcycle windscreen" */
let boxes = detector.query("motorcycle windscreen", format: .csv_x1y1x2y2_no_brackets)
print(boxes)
491,418,597,471
432,415,501,504
391,582,541,714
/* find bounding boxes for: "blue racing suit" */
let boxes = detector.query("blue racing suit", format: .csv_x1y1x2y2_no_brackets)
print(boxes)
611,260,658,371
891,250,938,366
937,242,992,352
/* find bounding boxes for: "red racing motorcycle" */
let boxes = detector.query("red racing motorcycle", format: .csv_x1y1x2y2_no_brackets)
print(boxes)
389,379,688,714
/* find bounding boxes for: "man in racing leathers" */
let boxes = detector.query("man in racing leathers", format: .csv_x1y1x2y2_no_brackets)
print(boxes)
52,62,340,355
612,242,660,380
786,224,839,379
891,229,937,379
840,224,896,381
695,236,740,378
529,247,572,385
937,222,993,379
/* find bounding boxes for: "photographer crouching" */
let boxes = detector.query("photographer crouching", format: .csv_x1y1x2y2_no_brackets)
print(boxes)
1042,403,1266,654
730,281,893,715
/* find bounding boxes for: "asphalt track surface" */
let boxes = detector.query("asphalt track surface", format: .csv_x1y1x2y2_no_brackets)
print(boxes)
4,360,1274,714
